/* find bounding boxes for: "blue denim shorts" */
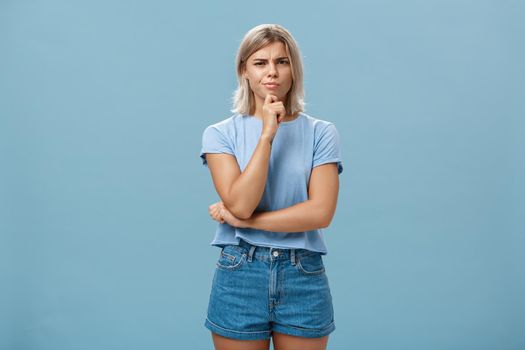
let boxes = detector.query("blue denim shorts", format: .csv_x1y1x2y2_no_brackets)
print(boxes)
204,238,335,340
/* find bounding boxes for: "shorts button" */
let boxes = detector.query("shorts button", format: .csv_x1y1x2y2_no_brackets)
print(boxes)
272,251,279,257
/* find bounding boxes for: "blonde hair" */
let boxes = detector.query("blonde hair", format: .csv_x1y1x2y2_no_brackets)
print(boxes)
231,24,305,116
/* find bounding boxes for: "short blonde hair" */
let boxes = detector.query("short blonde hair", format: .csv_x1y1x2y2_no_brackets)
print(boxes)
231,24,305,116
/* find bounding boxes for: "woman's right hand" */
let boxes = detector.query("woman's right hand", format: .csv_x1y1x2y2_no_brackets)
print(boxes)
261,93,286,139
209,201,225,224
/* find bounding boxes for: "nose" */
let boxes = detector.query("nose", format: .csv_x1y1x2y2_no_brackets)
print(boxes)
267,62,278,77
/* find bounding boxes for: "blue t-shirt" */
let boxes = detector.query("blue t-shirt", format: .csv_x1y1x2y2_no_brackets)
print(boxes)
199,112,343,255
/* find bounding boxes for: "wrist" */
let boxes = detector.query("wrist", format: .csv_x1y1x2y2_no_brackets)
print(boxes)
260,133,274,145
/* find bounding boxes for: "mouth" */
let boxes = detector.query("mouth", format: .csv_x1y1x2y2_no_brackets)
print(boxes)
263,83,280,89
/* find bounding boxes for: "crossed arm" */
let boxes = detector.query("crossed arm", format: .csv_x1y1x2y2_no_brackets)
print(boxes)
205,151,340,232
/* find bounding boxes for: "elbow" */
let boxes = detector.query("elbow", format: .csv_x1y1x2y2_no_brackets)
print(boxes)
235,210,253,220
227,204,253,220
223,191,255,220
310,200,334,228
319,219,330,229
319,211,335,228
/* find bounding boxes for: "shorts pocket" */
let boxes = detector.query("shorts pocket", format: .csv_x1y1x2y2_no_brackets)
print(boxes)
296,252,325,275
216,246,247,271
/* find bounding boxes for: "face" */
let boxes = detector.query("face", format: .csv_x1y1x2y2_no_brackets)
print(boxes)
242,41,293,107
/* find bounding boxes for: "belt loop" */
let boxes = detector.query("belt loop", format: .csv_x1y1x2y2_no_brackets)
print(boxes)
248,245,256,262
290,249,296,265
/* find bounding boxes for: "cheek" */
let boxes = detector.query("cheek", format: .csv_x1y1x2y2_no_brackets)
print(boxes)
247,71,263,84
255,72,266,82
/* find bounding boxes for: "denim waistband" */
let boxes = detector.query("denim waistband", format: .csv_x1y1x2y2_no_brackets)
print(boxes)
236,238,318,264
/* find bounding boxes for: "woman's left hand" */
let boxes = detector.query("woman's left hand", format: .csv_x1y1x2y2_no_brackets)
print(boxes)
209,201,248,228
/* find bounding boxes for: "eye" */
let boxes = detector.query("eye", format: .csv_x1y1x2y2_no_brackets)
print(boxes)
254,61,289,66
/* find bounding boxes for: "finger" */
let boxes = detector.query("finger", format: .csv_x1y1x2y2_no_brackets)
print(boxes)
276,108,286,120
272,104,285,112
265,94,279,104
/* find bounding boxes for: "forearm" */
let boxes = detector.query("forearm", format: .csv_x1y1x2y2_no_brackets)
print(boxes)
227,134,273,219
242,199,328,232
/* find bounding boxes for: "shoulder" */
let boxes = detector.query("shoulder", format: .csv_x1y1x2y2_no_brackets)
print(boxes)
300,112,338,134
204,113,241,132
202,114,247,141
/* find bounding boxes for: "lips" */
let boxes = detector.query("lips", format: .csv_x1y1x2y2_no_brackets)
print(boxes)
264,83,280,89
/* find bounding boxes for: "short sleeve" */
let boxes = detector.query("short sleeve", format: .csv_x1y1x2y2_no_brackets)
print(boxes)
312,123,343,175
199,125,235,167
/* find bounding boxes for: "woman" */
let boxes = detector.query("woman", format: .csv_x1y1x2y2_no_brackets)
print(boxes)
199,23,343,350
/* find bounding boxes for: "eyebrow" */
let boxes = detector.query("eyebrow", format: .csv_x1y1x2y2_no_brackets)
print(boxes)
252,57,289,61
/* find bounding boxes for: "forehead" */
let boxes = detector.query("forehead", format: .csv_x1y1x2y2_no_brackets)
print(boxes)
250,41,288,59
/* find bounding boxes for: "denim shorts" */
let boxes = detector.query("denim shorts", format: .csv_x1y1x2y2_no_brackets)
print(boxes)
204,238,335,340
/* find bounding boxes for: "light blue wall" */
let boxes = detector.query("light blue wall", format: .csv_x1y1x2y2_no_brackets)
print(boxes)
1,1,523,349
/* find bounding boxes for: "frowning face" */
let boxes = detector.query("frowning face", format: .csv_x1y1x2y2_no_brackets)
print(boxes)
242,41,293,109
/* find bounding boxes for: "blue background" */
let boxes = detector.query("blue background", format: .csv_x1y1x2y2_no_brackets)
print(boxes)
1,0,524,349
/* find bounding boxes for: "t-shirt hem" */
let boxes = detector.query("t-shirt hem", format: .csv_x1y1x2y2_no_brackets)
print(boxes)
200,150,236,166
312,158,343,174
233,235,328,255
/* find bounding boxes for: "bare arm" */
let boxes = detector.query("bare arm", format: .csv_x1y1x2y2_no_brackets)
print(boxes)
212,163,340,231
244,200,327,232
206,133,273,219
205,94,286,219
